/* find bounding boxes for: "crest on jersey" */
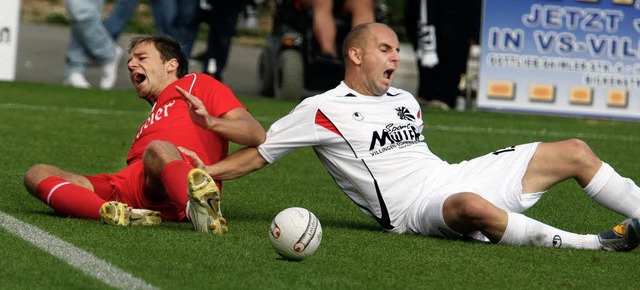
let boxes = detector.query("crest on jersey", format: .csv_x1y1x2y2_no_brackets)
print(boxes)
352,112,364,121
396,107,415,121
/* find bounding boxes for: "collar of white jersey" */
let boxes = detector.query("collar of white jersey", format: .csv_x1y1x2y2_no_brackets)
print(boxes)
338,81,401,98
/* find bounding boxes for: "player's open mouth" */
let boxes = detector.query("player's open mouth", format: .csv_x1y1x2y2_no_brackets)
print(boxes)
132,73,147,86
383,69,395,80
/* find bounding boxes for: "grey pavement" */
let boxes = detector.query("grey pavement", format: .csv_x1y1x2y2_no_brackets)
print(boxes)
16,22,417,97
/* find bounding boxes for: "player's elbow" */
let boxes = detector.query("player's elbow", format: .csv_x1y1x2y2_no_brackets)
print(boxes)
252,154,269,171
239,149,268,176
242,148,269,177
252,131,267,147
244,128,267,147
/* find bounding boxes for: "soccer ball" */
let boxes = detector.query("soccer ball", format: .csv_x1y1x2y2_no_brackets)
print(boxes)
269,207,322,261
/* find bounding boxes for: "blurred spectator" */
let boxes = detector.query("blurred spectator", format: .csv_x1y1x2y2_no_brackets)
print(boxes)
103,0,139,40
103,0,199,57
193,0,249,82
241,0,262,29
404,0,482,110
63,0,122,90
299,0,375,59
167,0,200,58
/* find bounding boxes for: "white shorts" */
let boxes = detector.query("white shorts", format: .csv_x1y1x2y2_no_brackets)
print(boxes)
405,142,544,239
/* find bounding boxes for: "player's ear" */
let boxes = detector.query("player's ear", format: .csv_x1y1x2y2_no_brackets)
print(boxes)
348,47,362,65
165,58,178,73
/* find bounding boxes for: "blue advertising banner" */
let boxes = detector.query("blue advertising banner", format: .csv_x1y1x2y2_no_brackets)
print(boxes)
477,0,640,121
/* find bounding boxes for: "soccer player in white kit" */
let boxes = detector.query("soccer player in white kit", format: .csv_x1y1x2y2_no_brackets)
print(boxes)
181,23,640,252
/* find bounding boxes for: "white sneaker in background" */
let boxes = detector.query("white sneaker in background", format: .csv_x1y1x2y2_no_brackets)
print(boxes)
244,16,258,29
456,96,466,111
99,45,123,90
63,73,91,89
206,58,217,75
424,99,451,111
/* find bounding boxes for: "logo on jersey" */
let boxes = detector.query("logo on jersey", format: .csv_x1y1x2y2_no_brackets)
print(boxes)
368,123,421,155
352,112,364,121
136,100,176,139
396,107,415,121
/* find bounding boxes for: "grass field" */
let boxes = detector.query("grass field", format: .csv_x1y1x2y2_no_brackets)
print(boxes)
1,80,640,289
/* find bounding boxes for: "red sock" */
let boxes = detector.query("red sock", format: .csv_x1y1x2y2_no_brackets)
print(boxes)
34,177,105,220
161,160,193,219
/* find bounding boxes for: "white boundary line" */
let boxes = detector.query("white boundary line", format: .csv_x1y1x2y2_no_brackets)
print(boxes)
2,102,638,142
0,103,144,116
427,124,640,142
0,211,157,290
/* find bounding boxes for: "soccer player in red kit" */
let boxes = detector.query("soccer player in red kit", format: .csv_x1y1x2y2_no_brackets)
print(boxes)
23,35,265,234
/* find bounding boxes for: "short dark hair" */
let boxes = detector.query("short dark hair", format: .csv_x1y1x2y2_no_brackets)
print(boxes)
128,35,189,78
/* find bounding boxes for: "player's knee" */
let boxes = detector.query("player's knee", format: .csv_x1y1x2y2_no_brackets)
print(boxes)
562,138,600,167
143,140,182,167
457,196,492,221
144,140,175,158
23,164,51,195
444,192,495,231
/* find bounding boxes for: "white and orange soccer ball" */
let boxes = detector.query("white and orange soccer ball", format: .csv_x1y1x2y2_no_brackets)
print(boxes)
269,207,322,261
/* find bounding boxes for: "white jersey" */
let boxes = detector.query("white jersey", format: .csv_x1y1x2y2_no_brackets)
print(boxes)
258,82,449,233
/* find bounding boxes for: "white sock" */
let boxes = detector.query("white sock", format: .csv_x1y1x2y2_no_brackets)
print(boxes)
498,212,601,250
584,162,640,218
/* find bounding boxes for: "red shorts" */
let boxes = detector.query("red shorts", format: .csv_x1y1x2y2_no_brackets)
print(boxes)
84,160,185,222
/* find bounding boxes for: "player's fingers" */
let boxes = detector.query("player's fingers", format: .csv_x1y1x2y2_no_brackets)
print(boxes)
177,146,195,158
175,86,189,97
177,146,205,169
176,86,199,106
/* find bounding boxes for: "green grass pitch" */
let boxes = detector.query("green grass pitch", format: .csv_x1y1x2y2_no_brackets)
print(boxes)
1,81,639,289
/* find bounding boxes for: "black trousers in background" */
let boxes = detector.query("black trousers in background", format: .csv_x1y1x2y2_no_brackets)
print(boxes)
199,1,247,81
404,0,481,108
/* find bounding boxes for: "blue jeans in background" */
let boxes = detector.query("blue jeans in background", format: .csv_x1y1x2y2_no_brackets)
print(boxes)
64,0,117,76
103,0,139,40
103,0,199,57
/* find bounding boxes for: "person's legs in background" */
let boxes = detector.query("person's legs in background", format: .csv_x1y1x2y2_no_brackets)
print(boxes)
202,1,245,81
302,0,337,58
404,0,481,109
64,0,121,90
343,0,374,27
171,0,200,57
242,0,260,29
149,0,176,36
103,0,140,40
428,1,479,109
64,31,91,88
147,0,199,57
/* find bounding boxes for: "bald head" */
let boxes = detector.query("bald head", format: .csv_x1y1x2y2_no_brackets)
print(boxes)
342,23,397,58
342,23,372,61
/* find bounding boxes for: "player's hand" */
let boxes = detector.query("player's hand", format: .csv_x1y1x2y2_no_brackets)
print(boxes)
176,86,214,130
177,146,206,170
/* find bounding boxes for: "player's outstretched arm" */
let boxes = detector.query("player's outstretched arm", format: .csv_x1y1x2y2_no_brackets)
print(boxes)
179,146,268,180
177,86,266,146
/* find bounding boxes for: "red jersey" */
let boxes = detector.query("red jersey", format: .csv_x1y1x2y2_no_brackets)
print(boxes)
127,73,244,166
